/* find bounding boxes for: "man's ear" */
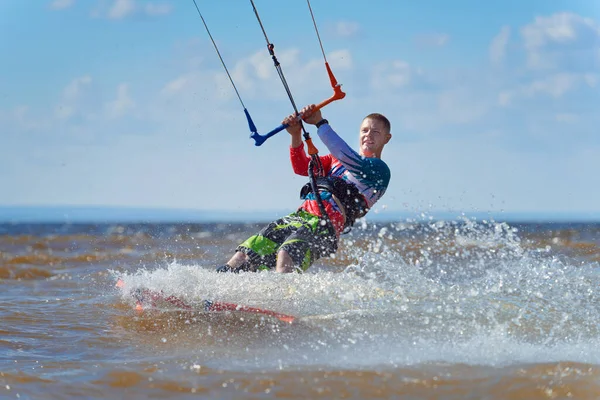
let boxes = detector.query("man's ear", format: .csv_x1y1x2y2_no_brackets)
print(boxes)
384,133,392,144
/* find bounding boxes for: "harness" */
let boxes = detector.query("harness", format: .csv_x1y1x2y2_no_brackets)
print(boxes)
300,176,369,230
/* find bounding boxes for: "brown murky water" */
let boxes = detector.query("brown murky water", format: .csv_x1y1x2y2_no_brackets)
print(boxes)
1,220,600,399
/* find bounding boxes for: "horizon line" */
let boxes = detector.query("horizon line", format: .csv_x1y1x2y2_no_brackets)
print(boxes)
0,205,598,223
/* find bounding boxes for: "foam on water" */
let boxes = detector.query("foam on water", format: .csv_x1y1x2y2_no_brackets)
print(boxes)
112,217,600,369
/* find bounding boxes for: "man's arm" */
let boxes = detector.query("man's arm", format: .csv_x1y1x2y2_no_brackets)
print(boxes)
290,144,310,176
299,105,391,205
299,105,383,181
282,113,310,176
282,109,336,178
297,105,360,164
318,123,390,200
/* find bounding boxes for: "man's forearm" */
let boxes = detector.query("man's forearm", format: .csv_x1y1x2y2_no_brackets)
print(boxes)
289,139,310,176
290,132,303,148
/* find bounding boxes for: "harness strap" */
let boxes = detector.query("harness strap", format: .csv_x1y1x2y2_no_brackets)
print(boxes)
307,155,336,235
300,176,369,229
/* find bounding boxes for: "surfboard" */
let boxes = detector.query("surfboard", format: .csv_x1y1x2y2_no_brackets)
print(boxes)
115,278,296,324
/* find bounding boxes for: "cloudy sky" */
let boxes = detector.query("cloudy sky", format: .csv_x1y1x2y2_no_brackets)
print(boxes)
1,0,599,219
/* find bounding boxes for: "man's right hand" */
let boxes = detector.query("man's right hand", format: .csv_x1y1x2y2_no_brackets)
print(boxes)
282,113,302,137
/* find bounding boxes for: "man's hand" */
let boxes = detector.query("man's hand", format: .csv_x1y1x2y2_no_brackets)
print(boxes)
283,113,303,148
282,113,302,137
299,104,323,125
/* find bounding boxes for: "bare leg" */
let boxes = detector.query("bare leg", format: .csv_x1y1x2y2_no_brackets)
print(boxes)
276,249,295,273
226,251,248,269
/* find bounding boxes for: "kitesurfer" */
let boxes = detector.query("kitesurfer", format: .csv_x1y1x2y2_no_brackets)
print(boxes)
217,104,392,273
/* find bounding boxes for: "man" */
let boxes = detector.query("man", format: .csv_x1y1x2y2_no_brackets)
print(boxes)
217,104,392,273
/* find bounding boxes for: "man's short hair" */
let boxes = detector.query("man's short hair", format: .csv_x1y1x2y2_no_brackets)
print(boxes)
363,113,391,133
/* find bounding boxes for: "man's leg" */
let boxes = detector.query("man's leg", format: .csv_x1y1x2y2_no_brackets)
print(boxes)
218,215,300,273
276,213,338,273
216,251,254,273
275,249,296,273
226,251,248,269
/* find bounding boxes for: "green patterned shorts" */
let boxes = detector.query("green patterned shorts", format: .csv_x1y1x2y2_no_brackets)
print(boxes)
236,210,337,272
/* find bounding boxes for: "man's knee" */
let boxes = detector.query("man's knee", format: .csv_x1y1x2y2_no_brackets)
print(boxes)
276,249,295,273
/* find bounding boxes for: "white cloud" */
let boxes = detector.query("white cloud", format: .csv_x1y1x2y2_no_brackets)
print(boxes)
52,76,137,123
204,47,346,102
334,21,361,38
555,113,579,123
144,3,171,16
437,88,489,125
497,91,512,107
583,73,598,87
50,0,75,10
525,73,578,98
492,13,600,108
93,0,172,19
1,105,52,133
489,26,511,65
55,75,92,119
224,49,278,97
159,69,235,109
499,72,598,106
12,106,29,125
520,12,600,69
63,75,92,101
362,12,599,137
161,76,189,96
105,83,135,118
371,60,417,90
415,33,450,47
246,49,279,81
523,13,582,47
108,0,135,19
328,49,353,70
55,105,75,120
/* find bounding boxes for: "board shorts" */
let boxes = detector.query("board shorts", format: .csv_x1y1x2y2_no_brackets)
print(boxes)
235,209,337,272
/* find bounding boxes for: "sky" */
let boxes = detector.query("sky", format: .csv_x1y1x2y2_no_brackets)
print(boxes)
1,0,599,220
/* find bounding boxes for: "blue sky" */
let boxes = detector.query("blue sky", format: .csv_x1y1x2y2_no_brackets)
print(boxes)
1,0,599,218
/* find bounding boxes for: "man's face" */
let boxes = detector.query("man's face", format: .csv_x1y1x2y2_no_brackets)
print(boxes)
359,118,391,157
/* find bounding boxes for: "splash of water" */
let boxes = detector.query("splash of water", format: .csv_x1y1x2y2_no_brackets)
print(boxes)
112,216,600,368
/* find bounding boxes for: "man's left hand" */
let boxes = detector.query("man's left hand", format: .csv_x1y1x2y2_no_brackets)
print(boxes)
300,104,322,125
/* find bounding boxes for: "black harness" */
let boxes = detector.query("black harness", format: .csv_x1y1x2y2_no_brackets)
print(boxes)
300,176,369,229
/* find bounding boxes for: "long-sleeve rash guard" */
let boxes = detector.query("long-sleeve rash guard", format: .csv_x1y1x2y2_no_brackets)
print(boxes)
290,123,391,235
